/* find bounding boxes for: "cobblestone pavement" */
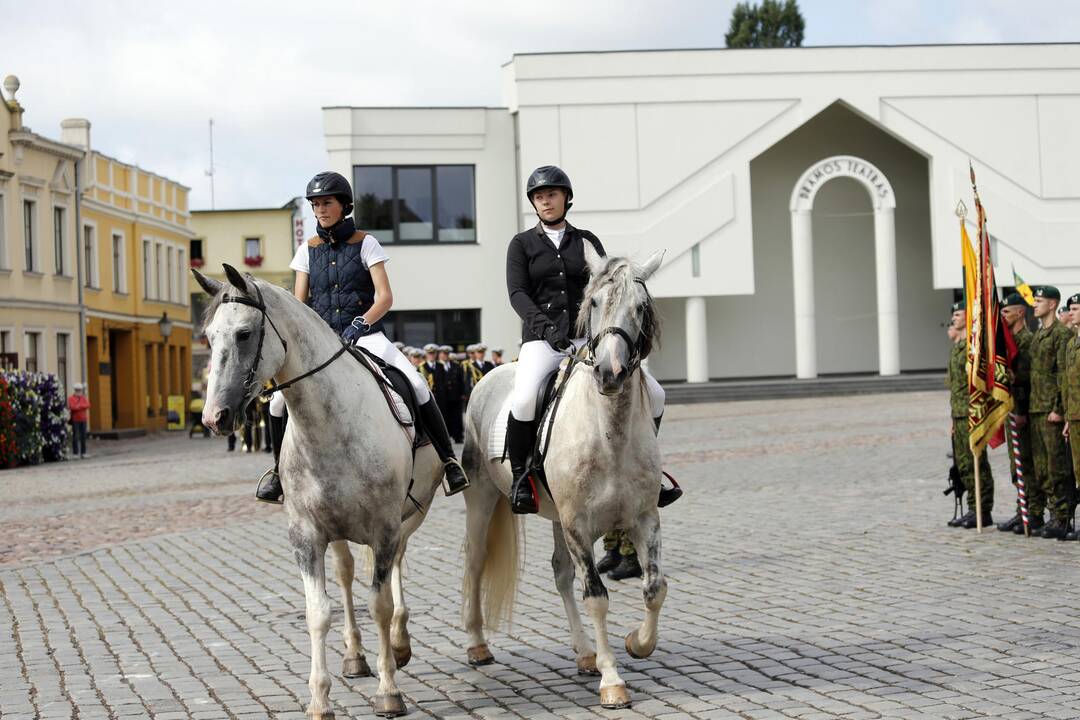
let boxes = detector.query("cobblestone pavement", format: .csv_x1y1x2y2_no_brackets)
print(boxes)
3,391,1080,719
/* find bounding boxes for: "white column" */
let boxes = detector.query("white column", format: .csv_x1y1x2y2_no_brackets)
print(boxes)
791,209,816,379
685,296,708,383
873,207,900,376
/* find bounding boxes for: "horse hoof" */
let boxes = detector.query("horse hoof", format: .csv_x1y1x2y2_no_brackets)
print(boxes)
599,684,631,709
341,654,371,678
624,631,655,659
307,709,335,720
374,693,407,717
393,645,412,669
467,644,495,666
576,653,600,676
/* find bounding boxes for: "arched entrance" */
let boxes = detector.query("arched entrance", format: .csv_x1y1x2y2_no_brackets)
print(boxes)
789,155,898,379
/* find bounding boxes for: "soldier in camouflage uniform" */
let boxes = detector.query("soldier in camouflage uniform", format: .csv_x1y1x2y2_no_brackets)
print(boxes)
948,301,994,528
596,530,640,581
997,293,1040,533
1061,293,1080,541
1027,286,1074,539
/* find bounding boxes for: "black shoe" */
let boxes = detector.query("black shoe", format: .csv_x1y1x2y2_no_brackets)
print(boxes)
442,459,469,496
607,553,642,581
1060,530,1079,541
962,512,992,529
506,413,539,515
997,514,1021,532
1015,515,1044,535
658,471,682,508
417,399,470,496
1041,521,1068,539
256,469,284,504
595,546,621,575
950,511,974,528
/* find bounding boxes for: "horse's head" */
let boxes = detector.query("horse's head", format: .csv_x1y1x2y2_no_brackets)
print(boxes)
193,264,288,434
577,244,664,396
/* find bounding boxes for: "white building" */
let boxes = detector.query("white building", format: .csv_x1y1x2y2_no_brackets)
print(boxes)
323,43,1080,382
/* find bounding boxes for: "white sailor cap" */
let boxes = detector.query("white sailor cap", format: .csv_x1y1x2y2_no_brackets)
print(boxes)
409,348,424,358
475,343,487,352
491,347,504,354
423,343,439,353
439,344,453,353
393,341,405,350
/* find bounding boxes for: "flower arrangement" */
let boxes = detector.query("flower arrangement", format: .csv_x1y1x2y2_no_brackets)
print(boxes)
189,257,205,268
0,370,69,467
0,375,16,468
242,255,263,268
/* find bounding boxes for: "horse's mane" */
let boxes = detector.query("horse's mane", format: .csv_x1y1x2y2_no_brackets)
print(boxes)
576,255,661,359
202,276,318,331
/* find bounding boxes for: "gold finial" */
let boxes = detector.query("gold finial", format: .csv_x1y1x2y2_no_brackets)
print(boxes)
955,200,968,220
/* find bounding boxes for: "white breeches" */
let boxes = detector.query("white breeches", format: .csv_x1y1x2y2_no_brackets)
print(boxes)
268,331,430,418
509,338,665,422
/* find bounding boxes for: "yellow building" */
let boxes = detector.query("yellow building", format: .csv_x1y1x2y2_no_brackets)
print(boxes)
0,75,85,391
67,120,195,434
188,202,301,375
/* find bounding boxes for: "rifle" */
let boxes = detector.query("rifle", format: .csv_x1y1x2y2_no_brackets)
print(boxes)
943,461,965,521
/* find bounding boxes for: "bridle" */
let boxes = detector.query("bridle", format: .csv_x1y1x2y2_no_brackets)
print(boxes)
583,278,653,375
219,283,348,400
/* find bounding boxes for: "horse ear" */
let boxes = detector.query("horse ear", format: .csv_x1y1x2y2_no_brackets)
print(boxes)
191,268,223,296
583,241,606,275
222,263,250,295
638,249,665,281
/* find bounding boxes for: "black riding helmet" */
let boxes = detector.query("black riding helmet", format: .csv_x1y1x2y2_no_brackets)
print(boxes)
306,171,354,217
526,165,573,226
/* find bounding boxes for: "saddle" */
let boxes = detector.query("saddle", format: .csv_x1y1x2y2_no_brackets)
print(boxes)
498,367,566,473
345,345,430,449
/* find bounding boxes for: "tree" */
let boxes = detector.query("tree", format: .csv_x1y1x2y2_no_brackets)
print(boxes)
725,0,805,49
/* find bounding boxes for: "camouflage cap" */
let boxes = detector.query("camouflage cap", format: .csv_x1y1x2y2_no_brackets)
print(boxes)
1002,292,1027,308
1034,285,1061,300
951,300,965,313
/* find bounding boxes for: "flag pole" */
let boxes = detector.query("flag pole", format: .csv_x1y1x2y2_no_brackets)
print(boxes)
1008,413,1031,536
957,198,982,533
974,451,983,533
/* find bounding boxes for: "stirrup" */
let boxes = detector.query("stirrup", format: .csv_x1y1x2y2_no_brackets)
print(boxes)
511,471,540,515
658,471,682,508
255,468,284,505
442,458,470,496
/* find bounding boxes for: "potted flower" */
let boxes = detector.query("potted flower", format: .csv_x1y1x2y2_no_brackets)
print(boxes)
243,255,263,268
190,257,205,268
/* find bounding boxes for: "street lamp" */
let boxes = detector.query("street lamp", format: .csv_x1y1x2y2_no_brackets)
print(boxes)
158,312,173,341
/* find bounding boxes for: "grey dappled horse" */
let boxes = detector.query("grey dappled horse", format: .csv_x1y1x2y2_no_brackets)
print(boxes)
195,265,443,718
460,247,667,709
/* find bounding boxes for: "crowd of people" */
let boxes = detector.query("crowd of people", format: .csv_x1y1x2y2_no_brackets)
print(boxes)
946,289,1080,539
402,342,502,442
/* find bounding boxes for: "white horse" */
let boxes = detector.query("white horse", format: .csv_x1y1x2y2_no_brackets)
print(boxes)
459,246,667,709
195,265,444,718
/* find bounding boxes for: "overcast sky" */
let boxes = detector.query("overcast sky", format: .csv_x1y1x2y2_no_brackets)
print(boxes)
4,0,1078,213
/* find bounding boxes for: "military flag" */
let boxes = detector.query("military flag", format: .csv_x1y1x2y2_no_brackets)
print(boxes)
960,211,978,341
966,165,1016,454
1011,265,1036,307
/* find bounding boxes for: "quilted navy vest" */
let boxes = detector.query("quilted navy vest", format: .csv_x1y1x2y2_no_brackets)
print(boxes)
307,232,385,335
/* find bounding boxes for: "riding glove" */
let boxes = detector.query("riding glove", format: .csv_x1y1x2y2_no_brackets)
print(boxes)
543,325,572,352
342,316,372,342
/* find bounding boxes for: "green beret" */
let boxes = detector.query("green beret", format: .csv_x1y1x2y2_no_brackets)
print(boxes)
1034,285,1061,300
951,300,965,313
1068,293,1080,308
1002,292,1027,308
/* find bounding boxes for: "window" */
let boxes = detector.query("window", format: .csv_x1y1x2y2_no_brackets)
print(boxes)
53,206,66,274
381,308,480,349
23,199,35,272
0,330,14,370
244,237,261,259
25,331,40,373
353,165,476,244
0,193,7,269
83,225,98,287
56,333,69,395
111,233,125,293
155,242,163,300
177,249,186,303
142,239,152,297
167,246,174,302
190,238,203,261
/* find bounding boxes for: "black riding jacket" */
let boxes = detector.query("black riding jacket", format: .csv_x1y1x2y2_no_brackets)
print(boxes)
506,222,606,343
307,231,384,335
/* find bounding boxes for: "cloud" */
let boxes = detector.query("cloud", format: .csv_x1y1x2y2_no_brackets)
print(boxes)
4,0,1076,211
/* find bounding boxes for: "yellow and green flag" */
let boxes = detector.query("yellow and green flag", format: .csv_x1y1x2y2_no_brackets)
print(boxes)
1011,266,1035,306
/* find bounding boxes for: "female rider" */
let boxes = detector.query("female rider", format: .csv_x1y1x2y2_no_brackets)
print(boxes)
256,171,468,502
504,165,680,515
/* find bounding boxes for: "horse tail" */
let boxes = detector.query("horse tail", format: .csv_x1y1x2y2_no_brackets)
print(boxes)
479,493,521,632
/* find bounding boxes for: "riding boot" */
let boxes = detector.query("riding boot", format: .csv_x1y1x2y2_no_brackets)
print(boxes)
507,412,539,514
653,414,683,507
256,414,286,504
418,399,469,496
